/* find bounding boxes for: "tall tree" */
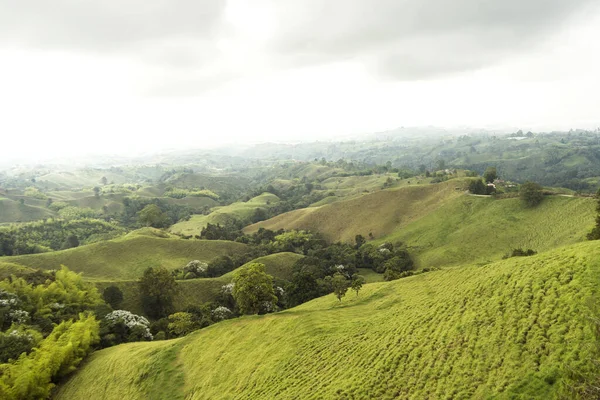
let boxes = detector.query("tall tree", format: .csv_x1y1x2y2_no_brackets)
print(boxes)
587,188,600,240
483,167,497,183
139,267,177,319
520,181,544,208
332,273,350,302
232,263,277,315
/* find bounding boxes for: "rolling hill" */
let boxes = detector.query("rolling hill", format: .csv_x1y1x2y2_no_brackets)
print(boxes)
0,197,54,223
246,180,595,267
171,192,280,236
2,230,249,281
55,241,600,399
245,180,467,242
94,252,304,315
379,194,595,268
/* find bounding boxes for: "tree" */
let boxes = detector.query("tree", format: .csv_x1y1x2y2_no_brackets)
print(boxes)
354,234,366,249
468,179,487,195
232,263,277,315
351,274,366,296
139,267,177,319
61,234,80,250
103,285,124,309
332,273,349,301
520,181,544,207
137,204,170,228
587,188,600,240
167,312,199,337
100,176,108,186
93,186,100,198
483,166,497,183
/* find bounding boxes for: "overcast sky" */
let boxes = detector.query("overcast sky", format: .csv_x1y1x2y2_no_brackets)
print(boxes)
1,0,599,160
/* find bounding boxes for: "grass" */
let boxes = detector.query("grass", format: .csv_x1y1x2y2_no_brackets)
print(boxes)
170,192,280,236
379,195,595,268
0,261,34,280
356,268,384,283
93,252,303,315
0,198,54,223
245,180,467,243
55,241,600,399
247,180,595,268
2,230,248,281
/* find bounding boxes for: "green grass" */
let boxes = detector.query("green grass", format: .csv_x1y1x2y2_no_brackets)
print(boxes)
356,268,384,283
171,192,280,235
247,180,595,268
245,180,467,243
2,231,248,281
0,198,54,223
55,241,600,399
0,261,34,280
380,195,595,268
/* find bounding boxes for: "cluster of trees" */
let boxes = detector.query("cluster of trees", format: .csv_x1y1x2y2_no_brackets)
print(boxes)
0,219,124,256
121,197,191,228
502,248,537,259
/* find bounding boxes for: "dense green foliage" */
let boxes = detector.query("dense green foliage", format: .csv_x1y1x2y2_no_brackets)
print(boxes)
232,263,277,315
0,314,99,400
520,181,545,207
0,218,124,256
139,267,177,319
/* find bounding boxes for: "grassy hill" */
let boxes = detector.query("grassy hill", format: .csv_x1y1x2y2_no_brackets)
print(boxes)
171,192,280,236
0,197,54,223
2,230,248,281
379,194,595,268
245,180,469,242
55,241,600,399
247,181,595,267
94,252,304,315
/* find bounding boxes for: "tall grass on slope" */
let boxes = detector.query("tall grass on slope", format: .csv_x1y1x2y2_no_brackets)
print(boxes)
55,241,600,399
380,195,595,268
245,180,466,242
3,235,248,281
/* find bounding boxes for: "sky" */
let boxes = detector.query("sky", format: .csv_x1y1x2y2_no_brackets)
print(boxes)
1,0,599,160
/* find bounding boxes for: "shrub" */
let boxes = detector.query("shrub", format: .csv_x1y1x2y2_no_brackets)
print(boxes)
0,314,99,400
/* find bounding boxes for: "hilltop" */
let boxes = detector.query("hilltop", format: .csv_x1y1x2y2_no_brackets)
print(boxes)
245,180,466,242
247,180,595,266
3,229,248,281
55,241,600,399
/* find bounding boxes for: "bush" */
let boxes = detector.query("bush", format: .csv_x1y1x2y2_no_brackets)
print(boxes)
0,314,99,400
520,181,544,207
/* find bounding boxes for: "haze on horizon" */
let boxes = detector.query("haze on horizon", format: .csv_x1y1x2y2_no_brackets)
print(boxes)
1,0,599,162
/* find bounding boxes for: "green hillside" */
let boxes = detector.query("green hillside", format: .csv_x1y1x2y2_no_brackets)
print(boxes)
2,232,248,281
171,192,280,236
55,241,600,399
247,181,595,267
94,252,303,315
0,198,54,223
381,194,595,268
245,181,466,242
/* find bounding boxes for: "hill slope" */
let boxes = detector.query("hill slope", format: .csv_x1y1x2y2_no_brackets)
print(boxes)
3,232,248,281
245,181,466,242
94,252,303,315
0,198,54,223
247,181,595,267
380,194,595,267
56,241,600,399
171,192,280,235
